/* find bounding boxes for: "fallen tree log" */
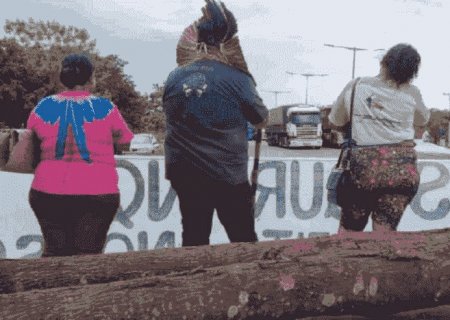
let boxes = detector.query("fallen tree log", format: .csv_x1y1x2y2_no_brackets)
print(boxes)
0,229,449,319
299,316,370,320
391,305,450,319
298,304,450,319
0,228,448,294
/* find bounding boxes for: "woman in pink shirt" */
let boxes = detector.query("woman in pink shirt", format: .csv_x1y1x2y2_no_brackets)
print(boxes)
27,54,134,257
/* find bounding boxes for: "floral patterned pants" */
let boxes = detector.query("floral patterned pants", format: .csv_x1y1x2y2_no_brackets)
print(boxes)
338,143,419,231
339,191,415,231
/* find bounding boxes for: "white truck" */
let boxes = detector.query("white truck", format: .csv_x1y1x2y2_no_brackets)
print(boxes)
265,104,323,148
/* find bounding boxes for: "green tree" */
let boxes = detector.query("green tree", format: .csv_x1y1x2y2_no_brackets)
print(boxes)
141,83,165,132
0,38,48,127
0,19,155,131
4,18,95,50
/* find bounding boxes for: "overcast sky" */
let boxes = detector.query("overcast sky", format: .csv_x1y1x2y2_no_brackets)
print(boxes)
1,0,449,109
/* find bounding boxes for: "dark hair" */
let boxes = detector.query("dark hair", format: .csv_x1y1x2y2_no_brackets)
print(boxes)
381,44,421,86
59,54,94,89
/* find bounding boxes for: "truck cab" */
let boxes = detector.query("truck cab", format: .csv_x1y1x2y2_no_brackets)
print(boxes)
266,104,323,148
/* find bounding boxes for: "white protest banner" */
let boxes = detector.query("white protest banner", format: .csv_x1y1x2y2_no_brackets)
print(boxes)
0,156,449,258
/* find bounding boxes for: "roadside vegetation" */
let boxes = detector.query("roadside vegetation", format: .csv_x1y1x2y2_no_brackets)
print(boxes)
0,19,165,136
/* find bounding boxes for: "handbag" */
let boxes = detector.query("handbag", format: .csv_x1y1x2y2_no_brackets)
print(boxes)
326,149,350,206
326,78,359,206
0,129,40,174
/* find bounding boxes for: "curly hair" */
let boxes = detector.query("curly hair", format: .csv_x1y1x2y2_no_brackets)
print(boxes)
381,44,421,86
59,54,94,89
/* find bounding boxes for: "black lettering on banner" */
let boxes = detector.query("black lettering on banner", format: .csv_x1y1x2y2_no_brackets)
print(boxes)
291,161,324,220
0,240,6,258
155,231,175,249
148,160,177,222
262,229,293,240
255,161,286,218
138,231,148,251
106,233,134,252
115,160,145,229
411,162,450,220
17,235,43,258
308,232,330,238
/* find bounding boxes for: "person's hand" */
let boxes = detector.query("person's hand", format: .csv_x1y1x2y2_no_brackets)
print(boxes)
254,118,268,129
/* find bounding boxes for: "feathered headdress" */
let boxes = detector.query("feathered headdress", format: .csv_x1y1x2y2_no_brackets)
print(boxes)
176,0,251,77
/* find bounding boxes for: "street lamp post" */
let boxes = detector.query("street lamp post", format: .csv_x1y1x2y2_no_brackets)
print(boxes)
444,93,450,147
374,48,386,61
262,90,290,107
287,72,328,105
324,43,368,79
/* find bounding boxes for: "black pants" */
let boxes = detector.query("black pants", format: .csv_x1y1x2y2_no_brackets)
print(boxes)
170,167,258,247
29,189,120,257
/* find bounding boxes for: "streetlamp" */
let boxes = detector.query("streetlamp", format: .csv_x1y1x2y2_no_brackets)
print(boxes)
262,90,291,107
324,43,368,79
444,92,450,147
286,72,328,105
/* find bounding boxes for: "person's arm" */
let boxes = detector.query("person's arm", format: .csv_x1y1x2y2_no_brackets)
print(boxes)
110,105,134,153
238,76,269,127
253,117,267,129
411,86,430,127
328,80,354,127
26,109,37,131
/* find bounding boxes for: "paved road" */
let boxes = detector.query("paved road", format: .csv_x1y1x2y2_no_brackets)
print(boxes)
248,141,450,160
248,141,340,158
125,138,450,160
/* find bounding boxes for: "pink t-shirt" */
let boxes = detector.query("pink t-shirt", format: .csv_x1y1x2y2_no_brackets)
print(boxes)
27,91,134,195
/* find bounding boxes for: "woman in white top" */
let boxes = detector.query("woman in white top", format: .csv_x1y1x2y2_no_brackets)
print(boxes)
329,43,430,233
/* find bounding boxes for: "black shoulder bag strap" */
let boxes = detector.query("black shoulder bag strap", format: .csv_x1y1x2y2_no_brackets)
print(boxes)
337,77,360,169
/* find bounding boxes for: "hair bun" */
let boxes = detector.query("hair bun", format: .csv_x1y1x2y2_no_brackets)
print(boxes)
59,54,94,89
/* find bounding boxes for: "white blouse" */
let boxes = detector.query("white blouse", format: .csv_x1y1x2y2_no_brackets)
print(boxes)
329,76,430,146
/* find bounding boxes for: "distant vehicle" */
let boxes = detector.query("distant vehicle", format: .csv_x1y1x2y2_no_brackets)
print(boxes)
246,123,266,141
320,106,344,148
422,130,433,143
247,123,255,141
129,133,160,154
265,104,323,148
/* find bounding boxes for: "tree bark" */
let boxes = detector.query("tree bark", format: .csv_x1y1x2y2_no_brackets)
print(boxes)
390,305,450,319
298,305,450,320
0,229,449,319
1,228,448,294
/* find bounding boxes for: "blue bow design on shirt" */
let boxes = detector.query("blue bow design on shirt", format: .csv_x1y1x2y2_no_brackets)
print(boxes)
35,96,113,163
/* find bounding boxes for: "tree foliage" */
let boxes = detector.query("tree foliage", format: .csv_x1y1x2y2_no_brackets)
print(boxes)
0,38,49,127
0,19,165,132
4,19,95,50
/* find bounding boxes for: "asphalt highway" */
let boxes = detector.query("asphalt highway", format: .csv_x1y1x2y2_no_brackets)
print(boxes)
248,141,450,160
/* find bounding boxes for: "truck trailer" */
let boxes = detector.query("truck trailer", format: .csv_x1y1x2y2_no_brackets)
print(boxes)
265,104,323,148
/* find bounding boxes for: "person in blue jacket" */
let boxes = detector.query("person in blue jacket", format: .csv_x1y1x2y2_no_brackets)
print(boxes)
163,0,268,246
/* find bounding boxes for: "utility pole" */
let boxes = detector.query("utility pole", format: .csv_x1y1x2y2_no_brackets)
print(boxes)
374,48,386,61
444,93,450,147
262,90,290,107
286,72,328,105
324,43,368,79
